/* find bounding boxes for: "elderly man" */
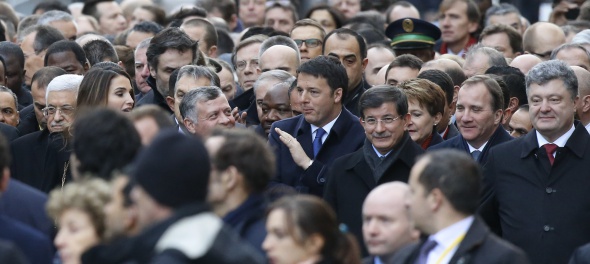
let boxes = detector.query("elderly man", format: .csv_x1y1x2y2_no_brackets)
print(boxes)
11,74,82,193
37,10,77,40
180,86,235,138
462,43,508,78
20,25,65,88
165,65,220,134
480,60,590,264
0,87,19,127
522,22,566,61
324,86,424,255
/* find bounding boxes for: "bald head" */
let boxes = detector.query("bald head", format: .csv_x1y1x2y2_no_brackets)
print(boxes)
574,65,590,125
259,45,300,76
363,181,419,260
523,22,566,60
421,58,462,74
509,54,542,75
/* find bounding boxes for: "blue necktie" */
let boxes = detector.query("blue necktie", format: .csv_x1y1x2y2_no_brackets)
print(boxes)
313,128,326,158
471,150,481,161
415,239,438,264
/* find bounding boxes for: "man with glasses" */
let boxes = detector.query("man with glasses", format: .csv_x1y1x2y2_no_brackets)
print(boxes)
11,74,82,193
323,85,424,256
429,75,511,165
269,56,364,197
522,22,565,61
290,19,325,63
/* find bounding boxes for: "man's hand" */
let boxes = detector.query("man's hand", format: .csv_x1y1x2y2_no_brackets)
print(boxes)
232,107,247,125
275,127,312,170
549,0,578,26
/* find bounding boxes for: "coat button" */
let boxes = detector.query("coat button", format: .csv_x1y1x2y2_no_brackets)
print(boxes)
319,178,325,183
544,225,552,232
546,187,553,194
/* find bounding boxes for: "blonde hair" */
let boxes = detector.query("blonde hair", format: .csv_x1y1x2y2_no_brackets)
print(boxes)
47,178,111,240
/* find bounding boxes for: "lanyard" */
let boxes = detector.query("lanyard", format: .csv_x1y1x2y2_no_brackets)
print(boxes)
435,233,466,264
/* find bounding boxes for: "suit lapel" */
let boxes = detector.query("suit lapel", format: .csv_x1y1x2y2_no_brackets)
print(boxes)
351,154,376,189
295,116,314,159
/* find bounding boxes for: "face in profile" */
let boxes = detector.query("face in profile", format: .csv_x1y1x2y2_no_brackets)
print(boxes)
263,208,321,264
54,208,101,264
107,75,134,113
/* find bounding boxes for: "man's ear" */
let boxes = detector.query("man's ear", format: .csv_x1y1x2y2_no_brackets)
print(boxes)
333,87,343,103
166,96,175,113
83,61,90,73
208,45,218,58
582,95,590,112
508,97,519,111
361,57,368,71
0,167,9,192
149,65,157,79
183,118,196,134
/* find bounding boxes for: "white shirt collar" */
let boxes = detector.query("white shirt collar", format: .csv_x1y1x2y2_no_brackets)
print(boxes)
585,122,590,134
372,145,393,158
536,124,575,148
310,111,341,143
467,141,488,153
427,216,474,264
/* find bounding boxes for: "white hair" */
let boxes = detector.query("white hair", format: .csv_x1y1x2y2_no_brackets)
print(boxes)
572,29,590,45
46,74,84,101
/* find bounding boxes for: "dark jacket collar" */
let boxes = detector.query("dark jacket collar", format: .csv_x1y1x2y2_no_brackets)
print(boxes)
520,121,588,159
448,216,489,263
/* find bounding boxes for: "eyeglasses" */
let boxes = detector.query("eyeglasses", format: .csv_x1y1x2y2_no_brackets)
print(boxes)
362,116,401,126
235,59,259,71
43,106,75,117
294,39,323,48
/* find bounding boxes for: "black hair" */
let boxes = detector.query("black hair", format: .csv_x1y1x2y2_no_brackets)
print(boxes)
485,65,527,106
72,108,141,180
44,40,87,67
33,1,70,14
323,28,367,60
417,149,481,215
297,56,348,98
82,39,119,65
146,27,197,71
216,28,234,55
130,21,162,35
418,69,455,106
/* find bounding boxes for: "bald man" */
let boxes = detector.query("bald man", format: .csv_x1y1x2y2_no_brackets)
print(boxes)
522,22,566,60
509,54,542,75
362,182,419,264
574,66,590,133
258,45,300,76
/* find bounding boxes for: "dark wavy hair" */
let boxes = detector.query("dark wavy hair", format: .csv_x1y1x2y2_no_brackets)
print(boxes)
267,195,361,264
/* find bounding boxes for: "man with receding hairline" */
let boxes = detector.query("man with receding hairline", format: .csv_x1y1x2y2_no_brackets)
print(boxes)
522,22,566,61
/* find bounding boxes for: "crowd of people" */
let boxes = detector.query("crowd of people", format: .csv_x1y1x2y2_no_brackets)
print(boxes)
0,0,589,263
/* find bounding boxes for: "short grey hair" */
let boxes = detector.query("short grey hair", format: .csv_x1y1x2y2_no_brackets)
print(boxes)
179,86,224,122
38,10,75,25
465,43,508,67
572,29,590,45
176,65,220,87
46,74,84,101
0,86,17,109
485,3,521,26
259,35,300,60
135,37,152,52
253,70,296,93
526,60,578,100
550,43,590,62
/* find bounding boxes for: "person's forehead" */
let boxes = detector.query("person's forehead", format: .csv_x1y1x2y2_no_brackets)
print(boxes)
325,35,361,55
0,92,14,105
442,1,468,15
97,1,121,15
236,42,261,59
291,26,322,38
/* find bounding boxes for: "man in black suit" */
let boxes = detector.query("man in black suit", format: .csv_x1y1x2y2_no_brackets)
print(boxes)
429,75,511,165
391,149,529,264
11,74,82,192
323,86,424,254
269,56,364,196
480,60,590,264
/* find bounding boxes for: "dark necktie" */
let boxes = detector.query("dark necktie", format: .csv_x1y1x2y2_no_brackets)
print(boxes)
415,239,438,264
313,128,326,158
471,150,481,161
544,143,558,166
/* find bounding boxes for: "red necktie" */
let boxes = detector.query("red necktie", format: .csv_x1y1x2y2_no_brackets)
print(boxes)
544,143,558,166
